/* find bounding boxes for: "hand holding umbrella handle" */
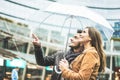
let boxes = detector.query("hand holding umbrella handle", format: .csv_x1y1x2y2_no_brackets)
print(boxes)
54,58,69,74
54,65,62,74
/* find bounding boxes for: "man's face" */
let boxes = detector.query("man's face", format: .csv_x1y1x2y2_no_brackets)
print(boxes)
16,68,19,71
69,33,81,49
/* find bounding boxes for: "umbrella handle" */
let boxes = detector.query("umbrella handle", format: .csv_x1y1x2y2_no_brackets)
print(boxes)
54,65,62,74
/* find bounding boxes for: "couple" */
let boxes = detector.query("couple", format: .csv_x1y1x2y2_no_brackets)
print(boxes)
32,27,106,80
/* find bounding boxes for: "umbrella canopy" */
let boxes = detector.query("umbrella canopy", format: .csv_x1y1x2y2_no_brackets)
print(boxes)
44,3,114,74
45,3,114,40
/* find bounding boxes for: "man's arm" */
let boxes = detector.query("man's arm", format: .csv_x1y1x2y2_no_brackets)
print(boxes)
34,45,55,66
32,34,55,66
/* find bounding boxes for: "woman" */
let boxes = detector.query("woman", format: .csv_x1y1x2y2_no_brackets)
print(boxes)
59,27,106,80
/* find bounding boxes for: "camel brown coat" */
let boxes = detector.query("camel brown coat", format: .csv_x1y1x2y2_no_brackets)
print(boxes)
62,47,100,80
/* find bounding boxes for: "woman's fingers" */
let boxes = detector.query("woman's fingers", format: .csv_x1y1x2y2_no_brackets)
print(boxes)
59,59,69,70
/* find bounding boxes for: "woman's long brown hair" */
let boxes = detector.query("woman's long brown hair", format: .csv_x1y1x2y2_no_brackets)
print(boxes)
86,27,106,72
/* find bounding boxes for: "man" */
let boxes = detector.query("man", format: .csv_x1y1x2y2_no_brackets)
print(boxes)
32,30,83,80
11,67,19,80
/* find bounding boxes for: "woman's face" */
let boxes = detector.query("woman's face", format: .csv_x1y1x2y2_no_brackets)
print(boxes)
79,28,91,43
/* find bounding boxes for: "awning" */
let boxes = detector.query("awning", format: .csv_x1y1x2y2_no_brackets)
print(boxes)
0,48,36,64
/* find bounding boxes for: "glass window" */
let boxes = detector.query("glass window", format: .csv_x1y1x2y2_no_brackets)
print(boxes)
51,31,65,45
33,28,48,41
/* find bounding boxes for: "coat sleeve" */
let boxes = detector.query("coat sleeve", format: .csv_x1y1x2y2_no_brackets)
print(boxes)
61,51,99,80
34,45,56,66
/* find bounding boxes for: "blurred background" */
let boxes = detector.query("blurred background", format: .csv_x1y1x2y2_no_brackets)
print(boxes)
0,0,120,80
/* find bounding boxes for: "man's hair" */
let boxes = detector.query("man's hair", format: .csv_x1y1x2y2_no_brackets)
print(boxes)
15,67,19,69
77,29,82,33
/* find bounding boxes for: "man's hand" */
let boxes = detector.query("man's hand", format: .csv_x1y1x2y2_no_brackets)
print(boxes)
32,34,41,46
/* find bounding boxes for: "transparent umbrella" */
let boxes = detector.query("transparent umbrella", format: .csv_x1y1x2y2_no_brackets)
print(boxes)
45,3,114,40
41,3,114,74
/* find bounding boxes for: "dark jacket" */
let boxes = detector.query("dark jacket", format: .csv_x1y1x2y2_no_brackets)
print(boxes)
34,45,82,80
34,45,65,80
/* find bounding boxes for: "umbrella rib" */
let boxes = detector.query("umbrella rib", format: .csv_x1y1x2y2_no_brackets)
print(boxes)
75,17,85,29
38,13,55,28
60,15,71,34
64,15,73,58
